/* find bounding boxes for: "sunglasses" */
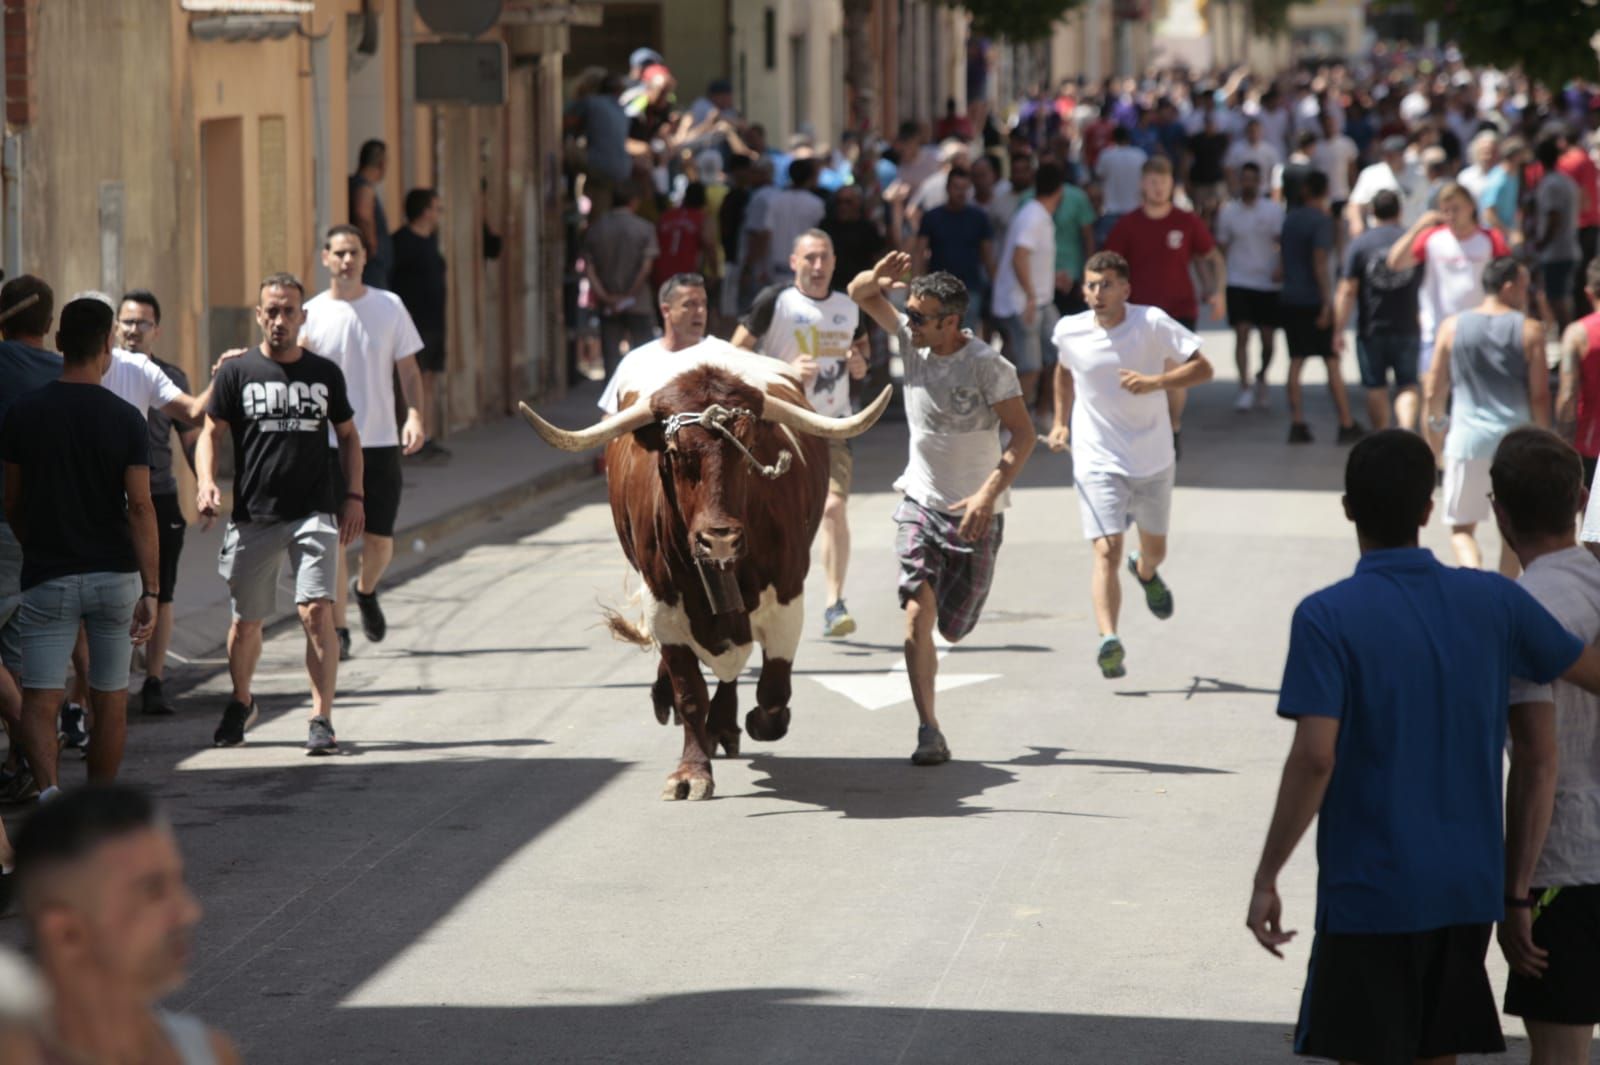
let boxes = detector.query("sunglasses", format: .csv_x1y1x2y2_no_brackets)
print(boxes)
905,308,954,327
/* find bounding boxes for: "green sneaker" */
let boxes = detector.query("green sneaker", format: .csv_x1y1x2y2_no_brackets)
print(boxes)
1097,635,1126,679
1127,553,1174,620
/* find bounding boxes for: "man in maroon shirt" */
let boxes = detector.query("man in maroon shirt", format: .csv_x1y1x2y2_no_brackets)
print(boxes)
1104,156,1227,451
1555,124,1600,314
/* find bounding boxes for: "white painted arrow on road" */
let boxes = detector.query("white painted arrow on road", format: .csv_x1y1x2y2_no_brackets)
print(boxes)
802,641,1000,711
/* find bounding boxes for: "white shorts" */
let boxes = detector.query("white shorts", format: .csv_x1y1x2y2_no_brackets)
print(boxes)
1443,456,1493,526
1076,465,1175,541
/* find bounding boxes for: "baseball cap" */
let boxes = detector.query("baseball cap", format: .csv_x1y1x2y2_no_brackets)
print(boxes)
629,47,664,70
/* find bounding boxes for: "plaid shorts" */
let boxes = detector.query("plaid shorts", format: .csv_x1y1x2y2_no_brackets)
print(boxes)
893,496,1005,642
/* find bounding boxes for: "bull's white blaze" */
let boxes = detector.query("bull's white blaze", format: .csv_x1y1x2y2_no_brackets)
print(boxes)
642,583,804,684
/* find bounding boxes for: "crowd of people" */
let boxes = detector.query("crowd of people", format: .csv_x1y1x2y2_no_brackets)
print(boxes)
0,37,1598,1065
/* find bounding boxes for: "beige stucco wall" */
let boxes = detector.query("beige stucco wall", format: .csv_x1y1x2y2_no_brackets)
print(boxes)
23,0,182,328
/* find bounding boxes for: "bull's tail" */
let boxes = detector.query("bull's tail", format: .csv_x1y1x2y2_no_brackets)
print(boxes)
599,578,655,650
601,605,654,648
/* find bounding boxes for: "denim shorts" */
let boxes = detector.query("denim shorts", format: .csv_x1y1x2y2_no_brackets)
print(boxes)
998,304,1060,374
1356,333,1421,389
17,571,140,692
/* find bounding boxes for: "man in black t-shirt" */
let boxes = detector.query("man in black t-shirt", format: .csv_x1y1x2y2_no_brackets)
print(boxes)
1333,190,1424,431
390,188,449,460
0,297,157,798
196,273,364,756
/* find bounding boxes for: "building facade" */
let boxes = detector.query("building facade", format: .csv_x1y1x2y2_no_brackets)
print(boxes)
3,0,573,486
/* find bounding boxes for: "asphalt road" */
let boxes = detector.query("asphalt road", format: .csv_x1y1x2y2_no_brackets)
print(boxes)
7,351,1577,1063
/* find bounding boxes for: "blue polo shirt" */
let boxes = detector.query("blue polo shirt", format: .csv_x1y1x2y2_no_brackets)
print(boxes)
1279,548,1584,935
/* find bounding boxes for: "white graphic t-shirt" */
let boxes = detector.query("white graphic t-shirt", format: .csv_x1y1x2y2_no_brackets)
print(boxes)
741,284,862,418
301,288,424,448
894,313,1023,514
1053,305,1201,478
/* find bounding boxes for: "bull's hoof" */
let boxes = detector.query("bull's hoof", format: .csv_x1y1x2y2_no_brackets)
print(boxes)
714,729,742,757
661,774,716,801
745,706,791,742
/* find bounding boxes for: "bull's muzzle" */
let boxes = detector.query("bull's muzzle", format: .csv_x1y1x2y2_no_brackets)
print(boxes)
692,524,745,569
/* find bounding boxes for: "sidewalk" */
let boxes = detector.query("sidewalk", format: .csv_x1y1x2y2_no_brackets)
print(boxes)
163,381,608,669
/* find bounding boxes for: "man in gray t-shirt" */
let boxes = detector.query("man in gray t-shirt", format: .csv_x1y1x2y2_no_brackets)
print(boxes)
1536,138,1583,328
117,292,197,718
848,251,1034,767
583,182,660,376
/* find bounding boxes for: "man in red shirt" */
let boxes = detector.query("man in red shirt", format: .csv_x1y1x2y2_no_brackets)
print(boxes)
1555,125,1600,314
653,183,713,291
1104,156,1227,450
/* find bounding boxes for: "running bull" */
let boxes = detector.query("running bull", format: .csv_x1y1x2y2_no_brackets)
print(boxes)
520,349,891,800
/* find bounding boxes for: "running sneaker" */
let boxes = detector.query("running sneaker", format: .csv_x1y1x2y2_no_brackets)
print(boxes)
1127,553,1174,620
1233,389,1253,413
0,767,37,804
305,716,338,756
1253,376,1270,410
352,580,387,643
212,699,258,748
37,785,60,804
910,725,950,766
140,675,173,716
1288,423,1313,445
822,600,857,638
336,627,352,661
1097,634,1127,679
1335,422,1369,445
58,703,88,752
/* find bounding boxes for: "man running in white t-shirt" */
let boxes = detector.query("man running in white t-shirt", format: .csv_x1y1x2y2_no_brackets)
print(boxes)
300,225,426,660
733,230,868,637
1048,251,1213,678
597,273,716,416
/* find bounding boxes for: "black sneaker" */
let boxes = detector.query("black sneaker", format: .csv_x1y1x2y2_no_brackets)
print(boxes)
0,766,37,804
336,627,352,661
140,675,173,716
212,699,258,747
1336,422,1369,445
1288,423,1313,445
352,580,387,643
910,725,950,766
58,703,88,752
306,716,338,756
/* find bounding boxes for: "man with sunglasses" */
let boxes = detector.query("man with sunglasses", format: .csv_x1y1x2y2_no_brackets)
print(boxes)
849,252,1035,767
116,291,200,718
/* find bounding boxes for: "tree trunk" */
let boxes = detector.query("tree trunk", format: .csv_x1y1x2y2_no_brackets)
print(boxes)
842,0,877,134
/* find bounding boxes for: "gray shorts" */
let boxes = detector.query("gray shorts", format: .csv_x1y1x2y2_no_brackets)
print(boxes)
219,514,339,622
1076,465,1176,541
0,521,22,672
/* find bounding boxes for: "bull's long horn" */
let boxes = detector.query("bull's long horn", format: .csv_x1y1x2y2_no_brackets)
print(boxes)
761,384,892,440
518,398,653,452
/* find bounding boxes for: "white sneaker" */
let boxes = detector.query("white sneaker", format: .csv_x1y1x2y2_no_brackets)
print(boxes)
1233,389,1253,413
1253,377,1270,410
